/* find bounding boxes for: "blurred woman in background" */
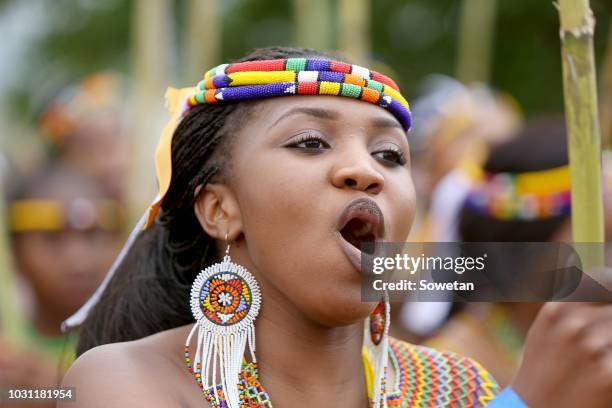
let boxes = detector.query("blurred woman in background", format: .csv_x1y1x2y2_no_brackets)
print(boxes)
426,117,572,386
0,163,122,402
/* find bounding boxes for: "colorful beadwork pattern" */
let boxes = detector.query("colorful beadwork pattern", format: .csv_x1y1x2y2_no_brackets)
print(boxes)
370,301,386,346
185,58,412,131
465,165,571,220
190,255,261,335
386,338,499,407
199,272,252,326
185,337,499,407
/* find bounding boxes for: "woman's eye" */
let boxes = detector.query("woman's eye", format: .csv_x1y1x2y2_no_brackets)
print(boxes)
299,139,328,149
373,150,407,166
286,136,331,151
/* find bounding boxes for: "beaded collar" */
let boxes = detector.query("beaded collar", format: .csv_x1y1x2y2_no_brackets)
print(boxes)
185,337,500,407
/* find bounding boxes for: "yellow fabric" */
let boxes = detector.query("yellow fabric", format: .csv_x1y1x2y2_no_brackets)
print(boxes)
515,165,570,195
146,86,196,228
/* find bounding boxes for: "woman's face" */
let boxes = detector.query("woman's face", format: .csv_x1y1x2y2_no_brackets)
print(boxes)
14,228,120,314
217,96,415,326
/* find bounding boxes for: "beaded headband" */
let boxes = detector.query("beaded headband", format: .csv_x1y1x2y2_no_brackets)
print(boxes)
9,199,123,232
146,58,412,228
464,165,571,220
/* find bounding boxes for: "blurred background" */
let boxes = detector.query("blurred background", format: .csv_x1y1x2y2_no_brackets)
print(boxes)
0,0,611,400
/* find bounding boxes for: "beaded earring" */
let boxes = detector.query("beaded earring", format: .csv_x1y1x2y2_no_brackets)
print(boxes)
185,237,262,408
364,293,390,408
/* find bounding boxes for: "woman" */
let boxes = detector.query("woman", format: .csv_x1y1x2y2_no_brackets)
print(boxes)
61,47,612,407
1,163,122,408
425,118,572,386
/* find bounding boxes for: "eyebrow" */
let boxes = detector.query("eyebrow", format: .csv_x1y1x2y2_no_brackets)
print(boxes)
369,116,403,130
269,107,339,129
269,106,404,131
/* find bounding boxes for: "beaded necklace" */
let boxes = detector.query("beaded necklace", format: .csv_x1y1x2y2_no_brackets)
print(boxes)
184,337,500,407
185,346,381,407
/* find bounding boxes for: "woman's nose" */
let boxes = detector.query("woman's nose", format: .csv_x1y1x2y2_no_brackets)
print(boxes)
331,157,385,194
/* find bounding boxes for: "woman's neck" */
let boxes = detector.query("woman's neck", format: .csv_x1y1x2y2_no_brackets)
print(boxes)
253,294,370,407
31,302,67,337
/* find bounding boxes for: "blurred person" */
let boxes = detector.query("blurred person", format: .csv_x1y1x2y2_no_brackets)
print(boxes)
0,163,123,401
408,76,522,242
51,47,612,407
409,76,523,203
39,72,129,200
425,117,573,386
393,79,522,342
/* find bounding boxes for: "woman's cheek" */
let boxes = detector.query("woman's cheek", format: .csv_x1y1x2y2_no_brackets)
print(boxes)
389,176,417,241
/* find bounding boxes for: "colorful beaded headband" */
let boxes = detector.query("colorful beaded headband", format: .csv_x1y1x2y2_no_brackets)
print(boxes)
464,165,571,220
9,199,123,232
194,59,411,130
146,58,412,228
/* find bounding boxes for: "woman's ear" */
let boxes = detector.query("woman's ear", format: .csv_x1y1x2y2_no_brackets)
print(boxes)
194,184,243,240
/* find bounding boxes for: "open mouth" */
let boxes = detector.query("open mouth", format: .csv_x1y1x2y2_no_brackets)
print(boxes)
336,198,385,273
340,217,378,254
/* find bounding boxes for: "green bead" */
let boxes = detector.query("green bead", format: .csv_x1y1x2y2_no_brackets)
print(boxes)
340,83,362,98
366,80,384,92
286,58,307,72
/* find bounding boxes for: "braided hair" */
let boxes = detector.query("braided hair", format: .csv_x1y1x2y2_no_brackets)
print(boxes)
76,47,340,355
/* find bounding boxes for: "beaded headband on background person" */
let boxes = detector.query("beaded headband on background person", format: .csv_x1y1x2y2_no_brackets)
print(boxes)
9,199,123,232
62,56,412,326
464,164,571,220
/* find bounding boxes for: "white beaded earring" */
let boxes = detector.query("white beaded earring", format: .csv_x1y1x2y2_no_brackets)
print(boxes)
184,235,262,408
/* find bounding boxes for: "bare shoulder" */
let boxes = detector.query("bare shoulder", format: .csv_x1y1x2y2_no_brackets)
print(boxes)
60,326,204,408
59,341,167,407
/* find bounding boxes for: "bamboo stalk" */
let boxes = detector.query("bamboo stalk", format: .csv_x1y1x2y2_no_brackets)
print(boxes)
127,0,173,225
557,0,604,266
185,0,220,83
600,22,612,148
337,0,370,64
0,180,25,341
292,0,332,51
456,0,497,84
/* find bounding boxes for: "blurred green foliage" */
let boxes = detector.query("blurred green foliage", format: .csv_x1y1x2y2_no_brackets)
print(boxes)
3,0,611,121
